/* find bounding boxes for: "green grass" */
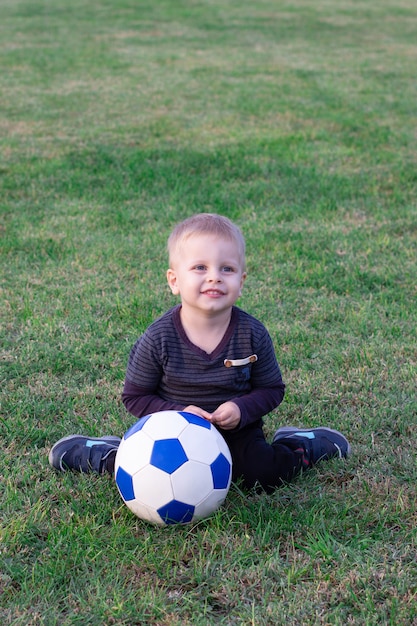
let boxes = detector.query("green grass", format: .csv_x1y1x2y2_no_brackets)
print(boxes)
1,0,417,623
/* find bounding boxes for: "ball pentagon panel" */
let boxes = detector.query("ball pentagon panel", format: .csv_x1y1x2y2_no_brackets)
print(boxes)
150,438,188,473
210,453,232,490
157,500,195,525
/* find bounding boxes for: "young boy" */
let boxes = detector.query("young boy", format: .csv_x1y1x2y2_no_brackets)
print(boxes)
49,213,350,492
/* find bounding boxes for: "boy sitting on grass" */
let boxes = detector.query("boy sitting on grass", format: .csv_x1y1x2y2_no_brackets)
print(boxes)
49,213,350,492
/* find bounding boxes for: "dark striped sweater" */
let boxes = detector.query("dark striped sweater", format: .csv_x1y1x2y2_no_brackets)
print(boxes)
122,305,285,431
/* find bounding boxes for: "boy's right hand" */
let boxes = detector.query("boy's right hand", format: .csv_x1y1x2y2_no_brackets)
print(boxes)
183,405,213,422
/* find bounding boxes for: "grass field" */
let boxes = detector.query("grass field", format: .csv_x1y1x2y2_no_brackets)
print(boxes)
1,0,417,624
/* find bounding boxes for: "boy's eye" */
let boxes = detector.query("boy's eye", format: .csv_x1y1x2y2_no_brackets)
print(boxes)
192,264,236,272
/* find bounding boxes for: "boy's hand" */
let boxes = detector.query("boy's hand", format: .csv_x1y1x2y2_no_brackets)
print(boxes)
183,405,212,421
211,402,241,430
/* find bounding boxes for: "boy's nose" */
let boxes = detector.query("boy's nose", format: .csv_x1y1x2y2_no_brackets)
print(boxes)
207,269,222,282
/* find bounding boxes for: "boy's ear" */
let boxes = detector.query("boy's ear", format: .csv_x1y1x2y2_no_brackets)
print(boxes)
239,271,247,295
166,268,180,295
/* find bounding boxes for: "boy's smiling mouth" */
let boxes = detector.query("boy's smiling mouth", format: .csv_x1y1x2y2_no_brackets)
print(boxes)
202,289,225,297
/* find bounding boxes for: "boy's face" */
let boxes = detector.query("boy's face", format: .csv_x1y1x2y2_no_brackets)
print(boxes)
167,234,246,316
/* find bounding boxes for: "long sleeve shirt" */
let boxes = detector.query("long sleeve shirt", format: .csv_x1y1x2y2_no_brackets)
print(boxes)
122,305,285,431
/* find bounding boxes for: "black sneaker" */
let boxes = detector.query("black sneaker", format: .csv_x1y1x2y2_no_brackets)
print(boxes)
49,435,121,474
273,426,351,468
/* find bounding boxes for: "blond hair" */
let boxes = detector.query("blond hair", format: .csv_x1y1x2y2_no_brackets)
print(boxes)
167,213,246,267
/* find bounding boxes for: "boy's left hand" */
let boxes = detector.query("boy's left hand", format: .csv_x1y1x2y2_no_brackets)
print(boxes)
211,402,241,430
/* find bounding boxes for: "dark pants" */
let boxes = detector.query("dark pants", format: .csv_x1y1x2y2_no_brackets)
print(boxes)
222,422,303,493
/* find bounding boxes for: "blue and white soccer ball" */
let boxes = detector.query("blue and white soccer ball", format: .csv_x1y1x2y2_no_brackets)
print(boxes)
115,410,233,525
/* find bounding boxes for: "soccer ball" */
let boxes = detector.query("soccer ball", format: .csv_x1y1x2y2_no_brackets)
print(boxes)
114,410,233,525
